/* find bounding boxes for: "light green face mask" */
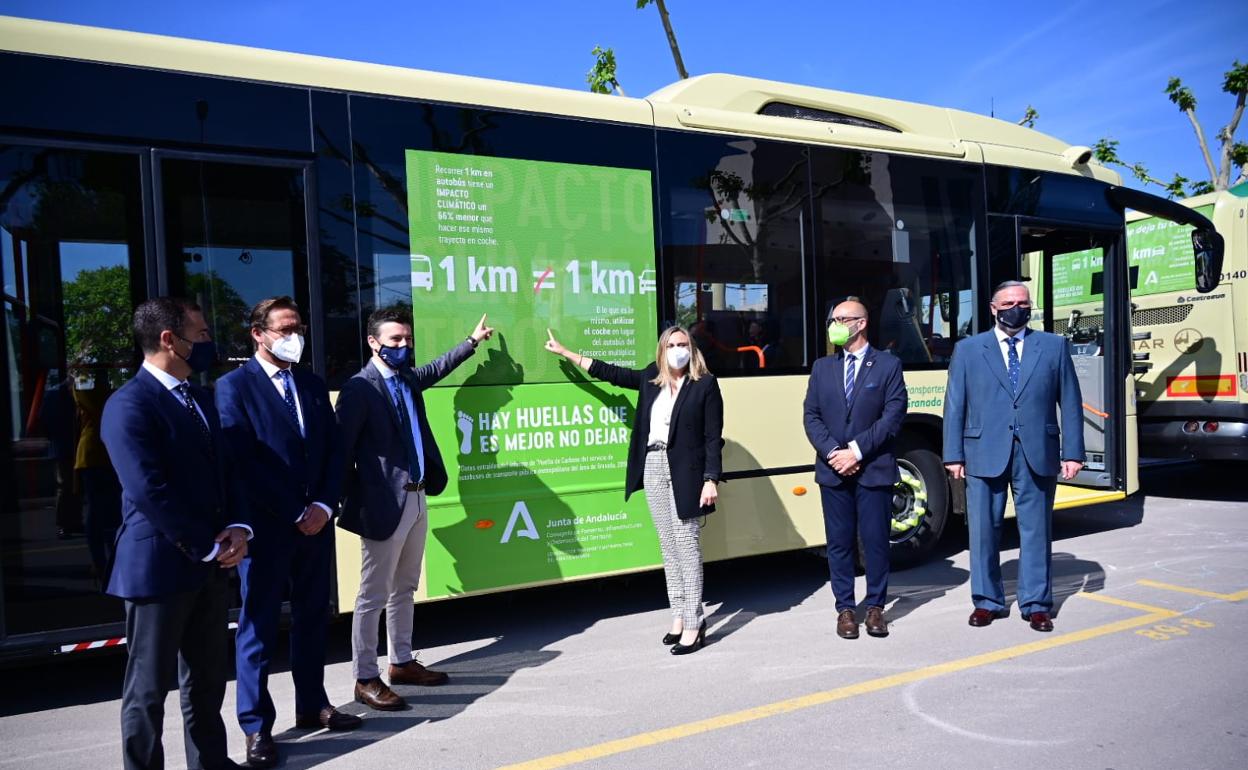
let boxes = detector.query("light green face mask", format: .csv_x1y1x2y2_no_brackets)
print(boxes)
827,322,851,346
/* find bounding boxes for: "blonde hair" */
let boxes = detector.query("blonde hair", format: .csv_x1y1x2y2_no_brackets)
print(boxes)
651,325,710,387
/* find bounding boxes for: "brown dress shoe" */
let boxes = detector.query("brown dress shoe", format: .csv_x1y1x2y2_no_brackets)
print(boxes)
836,609,859,639
354,678,405,711
865,607,889,637
295,705,364,731
244,732,278,769
388,660,449,686
1023,611,1054,632
968,608,1006,627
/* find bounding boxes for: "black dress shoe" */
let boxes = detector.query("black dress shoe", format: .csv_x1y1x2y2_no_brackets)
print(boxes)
671,621,706,655
295,705,364,731
1023,611,1054,632
661,630,681,645
968,608,1007,627
244,732,278,769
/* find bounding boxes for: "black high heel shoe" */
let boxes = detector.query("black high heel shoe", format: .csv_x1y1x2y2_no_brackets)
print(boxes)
662,630,681,645
670,621,706,655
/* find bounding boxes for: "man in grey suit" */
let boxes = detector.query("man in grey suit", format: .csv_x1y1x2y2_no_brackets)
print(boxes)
942,281,1084,633
336,307,493,710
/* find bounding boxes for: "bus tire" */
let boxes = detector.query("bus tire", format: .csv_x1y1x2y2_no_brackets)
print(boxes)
888,440,949,568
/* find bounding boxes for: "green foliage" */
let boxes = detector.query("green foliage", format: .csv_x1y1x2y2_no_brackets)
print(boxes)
587,46,623,95
1018,105,1039,128
1166,77,1197,112
62,265,133,369
1092,138,1121,166
1223,60,1248,96
636,0,654,7
1232,142,1248,168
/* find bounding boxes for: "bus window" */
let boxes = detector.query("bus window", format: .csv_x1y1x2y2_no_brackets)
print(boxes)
657,133,808,375
160,157,311,381
0,145,144,636
811,150,981,367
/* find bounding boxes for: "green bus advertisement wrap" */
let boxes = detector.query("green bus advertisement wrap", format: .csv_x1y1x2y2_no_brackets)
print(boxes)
403,150,662,597
1049,204,1213,306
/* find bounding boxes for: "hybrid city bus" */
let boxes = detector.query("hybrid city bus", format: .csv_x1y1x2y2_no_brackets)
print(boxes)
0,16,1222,659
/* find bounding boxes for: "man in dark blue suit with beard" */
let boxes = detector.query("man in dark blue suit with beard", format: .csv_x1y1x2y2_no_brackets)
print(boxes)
215,297,361,768
804,299,908,640
102,297,252,770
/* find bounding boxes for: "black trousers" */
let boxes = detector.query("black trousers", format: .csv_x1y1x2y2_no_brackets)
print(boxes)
121,570,231,770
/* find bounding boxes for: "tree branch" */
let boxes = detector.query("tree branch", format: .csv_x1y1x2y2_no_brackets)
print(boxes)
652,0,689,79
1217,89,1245,188
1184,107,1219,184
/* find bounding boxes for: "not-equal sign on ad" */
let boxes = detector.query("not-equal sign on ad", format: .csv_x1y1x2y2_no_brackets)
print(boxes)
532,266,556,294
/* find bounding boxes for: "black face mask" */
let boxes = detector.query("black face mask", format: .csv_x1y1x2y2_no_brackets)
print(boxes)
995,305,1032,331
175,335,218,373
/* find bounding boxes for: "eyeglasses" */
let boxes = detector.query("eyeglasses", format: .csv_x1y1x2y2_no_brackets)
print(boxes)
829,316,864,325
265,324,308,336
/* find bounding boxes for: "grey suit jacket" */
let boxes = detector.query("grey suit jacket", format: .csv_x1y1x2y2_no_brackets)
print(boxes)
335,340,476,541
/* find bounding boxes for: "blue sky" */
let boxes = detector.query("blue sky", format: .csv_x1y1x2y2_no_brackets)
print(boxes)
2,0,1244,193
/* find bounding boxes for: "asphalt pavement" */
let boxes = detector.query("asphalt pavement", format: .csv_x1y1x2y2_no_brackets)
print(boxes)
2,461,1246,770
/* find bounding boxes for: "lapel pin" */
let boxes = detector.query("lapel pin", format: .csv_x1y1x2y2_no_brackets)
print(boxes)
865,360,874,367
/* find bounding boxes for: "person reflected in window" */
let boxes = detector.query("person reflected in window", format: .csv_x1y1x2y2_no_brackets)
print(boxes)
70,362,121,584
544,326,724,654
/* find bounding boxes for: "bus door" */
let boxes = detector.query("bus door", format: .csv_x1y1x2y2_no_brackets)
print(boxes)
989,216,1126,491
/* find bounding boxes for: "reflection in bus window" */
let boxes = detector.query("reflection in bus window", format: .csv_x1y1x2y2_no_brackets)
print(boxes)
659,134,807,376
811,149,981,367
0,145,142,634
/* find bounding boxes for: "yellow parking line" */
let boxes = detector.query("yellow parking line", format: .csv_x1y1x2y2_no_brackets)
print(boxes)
1136,579,1248,602
1076,591,1180,615
497,595,1174,770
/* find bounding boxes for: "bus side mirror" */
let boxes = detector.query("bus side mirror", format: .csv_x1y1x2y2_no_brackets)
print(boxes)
1192,227,1223,294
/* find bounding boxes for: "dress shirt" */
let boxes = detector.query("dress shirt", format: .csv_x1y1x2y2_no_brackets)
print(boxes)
372,358,426,483
841,344,869,462
993,326,1027,367
255,355,332,522
141,361,253,561
647,376,686,446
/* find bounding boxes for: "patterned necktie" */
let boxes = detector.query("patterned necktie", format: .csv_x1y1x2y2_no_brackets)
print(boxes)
844,353,857,405
176,382,214,456
1007,336,1021,394
388,376,422,481
277,369,303,436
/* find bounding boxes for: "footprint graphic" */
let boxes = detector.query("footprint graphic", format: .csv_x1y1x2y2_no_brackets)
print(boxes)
457,410,474,454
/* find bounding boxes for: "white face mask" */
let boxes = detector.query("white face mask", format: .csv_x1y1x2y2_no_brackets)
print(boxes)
666,346,692,370
266,332,304,364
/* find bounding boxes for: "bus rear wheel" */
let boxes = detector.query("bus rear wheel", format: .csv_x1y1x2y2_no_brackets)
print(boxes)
888,441,949,568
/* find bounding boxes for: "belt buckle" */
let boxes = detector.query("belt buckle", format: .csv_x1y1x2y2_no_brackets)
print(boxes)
405,480,425,492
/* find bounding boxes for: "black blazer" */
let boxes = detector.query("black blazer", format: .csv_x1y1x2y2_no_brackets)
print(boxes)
803,346,907,489
588,360,724,520
335,341,476,541
214,358,344,540
101,368,249,600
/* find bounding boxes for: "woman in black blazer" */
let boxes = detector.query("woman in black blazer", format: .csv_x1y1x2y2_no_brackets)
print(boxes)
545,326,724,654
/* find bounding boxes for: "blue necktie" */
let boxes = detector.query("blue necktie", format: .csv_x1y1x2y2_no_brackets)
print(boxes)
844,353,856,406
177,383,215,459
1007,336,1021,394
388,377,422,482
277,369,303,436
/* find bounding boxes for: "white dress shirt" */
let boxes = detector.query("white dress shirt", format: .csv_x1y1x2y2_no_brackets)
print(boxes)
141,361,253,561
993,326,1027,367
255,355,332,522
372,358,427,482
647,376,686,446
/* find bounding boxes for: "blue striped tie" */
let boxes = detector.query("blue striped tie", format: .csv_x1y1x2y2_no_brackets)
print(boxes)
844,353,856,405
277,369,303,436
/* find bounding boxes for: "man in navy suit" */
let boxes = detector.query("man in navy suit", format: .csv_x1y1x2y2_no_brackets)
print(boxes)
101,297,252,770
215,297,361,768
943,281,1085,632
336,307,493,711
804,300,908,639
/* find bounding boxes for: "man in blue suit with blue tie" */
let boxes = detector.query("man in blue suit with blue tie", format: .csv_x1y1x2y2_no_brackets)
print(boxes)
215,297,361,768
943,281,1085,633
804,300,908,640
102,297,252,770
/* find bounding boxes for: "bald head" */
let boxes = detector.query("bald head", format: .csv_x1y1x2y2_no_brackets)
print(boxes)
832,300,868,322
